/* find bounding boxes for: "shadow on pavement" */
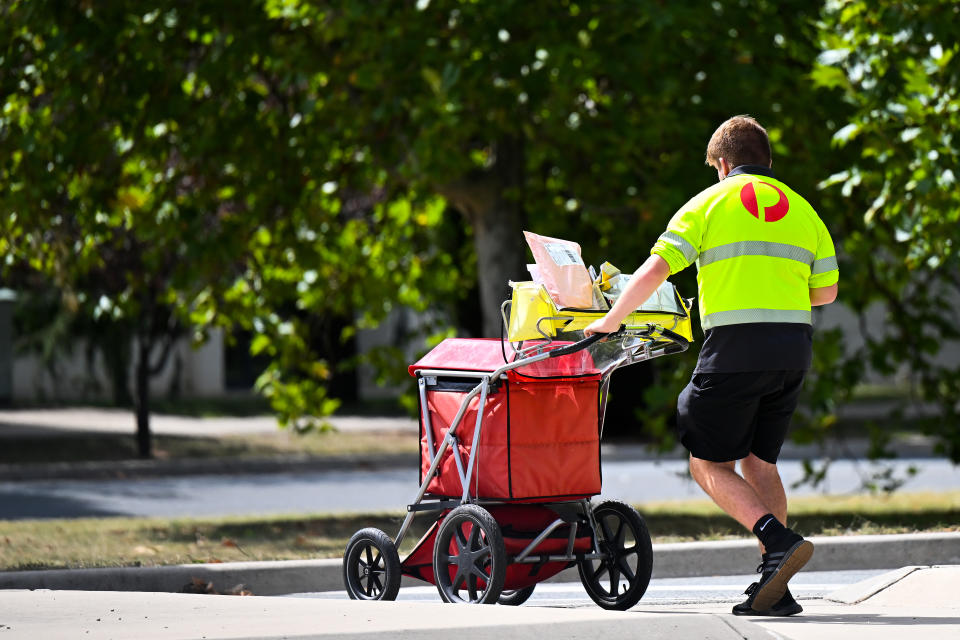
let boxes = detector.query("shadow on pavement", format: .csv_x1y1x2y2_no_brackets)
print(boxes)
758,613,960,626
0,492,127,519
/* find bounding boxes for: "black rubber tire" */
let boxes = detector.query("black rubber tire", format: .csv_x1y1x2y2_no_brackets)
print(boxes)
433,504,506,604
577,500,653,610
498,585,536,606
343,528,401,601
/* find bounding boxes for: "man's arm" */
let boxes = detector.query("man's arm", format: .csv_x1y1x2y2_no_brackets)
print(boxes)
810,283,838,306
583,255,671,337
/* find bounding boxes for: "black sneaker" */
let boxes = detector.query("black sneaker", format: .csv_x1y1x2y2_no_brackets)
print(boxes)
750,540,814,611
732,581,803,616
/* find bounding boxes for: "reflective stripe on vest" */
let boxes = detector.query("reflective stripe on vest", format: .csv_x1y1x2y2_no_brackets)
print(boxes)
659,230,699,265
811,255,838,275
696,240,815,270
702,308,812,330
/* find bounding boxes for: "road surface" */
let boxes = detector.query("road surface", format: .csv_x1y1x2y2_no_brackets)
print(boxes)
1,457,955,519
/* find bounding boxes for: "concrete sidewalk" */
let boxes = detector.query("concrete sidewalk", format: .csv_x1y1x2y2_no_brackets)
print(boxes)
2,532,957,595
0,566,957,639
678,565,960,640
0,589,770,640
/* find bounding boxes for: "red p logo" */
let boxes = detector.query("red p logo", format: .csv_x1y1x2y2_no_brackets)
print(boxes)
740,181,789,222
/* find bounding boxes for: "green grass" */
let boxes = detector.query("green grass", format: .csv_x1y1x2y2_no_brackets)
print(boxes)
637,491,960,542
0,429,418,465
2,491,956,572
0,511,429,572
6,396,409,418
848,382,912,402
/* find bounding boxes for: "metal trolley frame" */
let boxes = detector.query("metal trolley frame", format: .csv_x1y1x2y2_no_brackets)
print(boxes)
342,294,691,609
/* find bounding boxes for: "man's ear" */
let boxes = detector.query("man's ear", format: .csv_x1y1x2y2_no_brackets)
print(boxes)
717,157,731,179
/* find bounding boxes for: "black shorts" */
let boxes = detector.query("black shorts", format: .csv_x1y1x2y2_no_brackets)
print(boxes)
676,370,806,464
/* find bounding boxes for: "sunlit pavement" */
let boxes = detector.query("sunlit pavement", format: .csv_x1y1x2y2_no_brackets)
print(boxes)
292,569,888,607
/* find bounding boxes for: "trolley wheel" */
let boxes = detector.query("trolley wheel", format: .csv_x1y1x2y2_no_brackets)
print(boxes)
577,500,653,611
498,585,536,606
343,528,401,601
433,504,506,604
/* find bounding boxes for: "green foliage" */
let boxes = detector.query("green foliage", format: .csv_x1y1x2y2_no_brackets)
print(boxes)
4,0,955,468
0,1,467,433
1,0,840,440
813,0,960,462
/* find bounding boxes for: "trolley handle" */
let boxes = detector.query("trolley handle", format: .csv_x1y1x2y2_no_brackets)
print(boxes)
547,328,622,358
657,327,690,354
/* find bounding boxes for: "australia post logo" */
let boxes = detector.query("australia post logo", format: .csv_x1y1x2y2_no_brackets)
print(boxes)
740,181,789,222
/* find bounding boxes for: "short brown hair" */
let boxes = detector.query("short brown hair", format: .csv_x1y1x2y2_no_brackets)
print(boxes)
705,115,771,169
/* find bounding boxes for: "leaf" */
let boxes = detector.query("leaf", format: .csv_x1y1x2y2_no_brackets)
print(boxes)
250,333,271,356
900,127,921,142
831,123,859,146
421,67,442,95
816,48,850,66
809,64,848,90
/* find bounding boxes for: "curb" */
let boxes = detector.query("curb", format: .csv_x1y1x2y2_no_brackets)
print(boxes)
0,560,332,596
825,565,920,604
2,532,957,596
648,531,960,578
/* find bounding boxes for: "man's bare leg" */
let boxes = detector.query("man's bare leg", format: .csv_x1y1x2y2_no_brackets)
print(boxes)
688,455,771,529
689,453,813,611
741,453,787,554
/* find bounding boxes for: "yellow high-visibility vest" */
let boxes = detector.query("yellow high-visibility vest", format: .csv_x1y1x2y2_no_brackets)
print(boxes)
651,169,838,331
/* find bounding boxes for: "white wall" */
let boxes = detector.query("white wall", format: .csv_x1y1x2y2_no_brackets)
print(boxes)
11,328,227,402
816,290,960,383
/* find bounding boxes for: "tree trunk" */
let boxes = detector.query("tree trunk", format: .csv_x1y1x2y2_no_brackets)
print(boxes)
442,137,528,337
473,206,527,337
103,325,133,406
134,336,152,459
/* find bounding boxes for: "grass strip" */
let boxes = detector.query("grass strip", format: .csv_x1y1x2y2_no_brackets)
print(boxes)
0,430,418,465
638,491,960,542
1,491,957,572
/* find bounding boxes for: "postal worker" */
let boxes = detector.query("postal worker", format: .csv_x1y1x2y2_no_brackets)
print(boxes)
584,115,839,616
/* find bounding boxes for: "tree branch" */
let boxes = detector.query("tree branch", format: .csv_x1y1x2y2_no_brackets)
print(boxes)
435,171,498,223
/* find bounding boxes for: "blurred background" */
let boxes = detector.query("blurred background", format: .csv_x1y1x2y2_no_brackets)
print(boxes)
0,0,958,480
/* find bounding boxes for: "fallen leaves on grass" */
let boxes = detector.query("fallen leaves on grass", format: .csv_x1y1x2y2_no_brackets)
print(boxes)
181,577,252,596
294,534,312,548
220,537,251,557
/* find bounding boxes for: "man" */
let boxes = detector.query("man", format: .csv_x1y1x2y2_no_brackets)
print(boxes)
584,115,839,615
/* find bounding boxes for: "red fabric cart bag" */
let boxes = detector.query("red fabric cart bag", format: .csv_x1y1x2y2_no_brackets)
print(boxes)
421,386,511,499
501,373,601,499
413,339,602,501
